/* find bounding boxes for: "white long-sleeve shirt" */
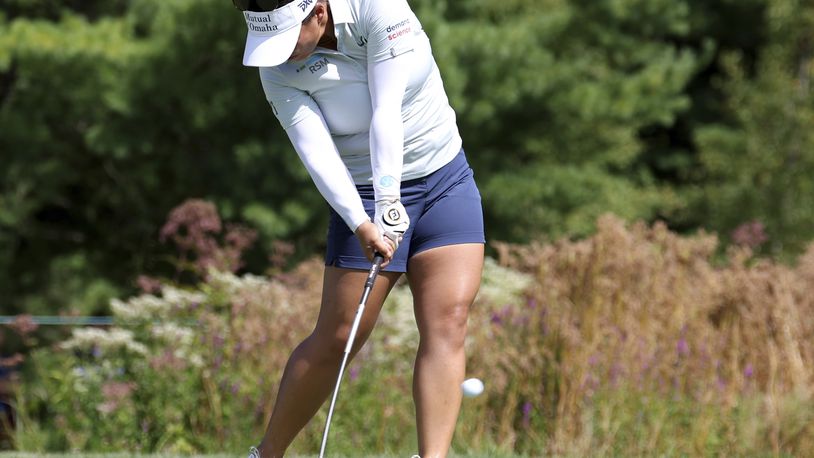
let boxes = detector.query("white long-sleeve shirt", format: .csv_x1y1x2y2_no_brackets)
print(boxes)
258,0,462,231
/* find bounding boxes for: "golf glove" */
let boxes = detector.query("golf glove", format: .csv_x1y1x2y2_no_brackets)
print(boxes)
374,199,410,250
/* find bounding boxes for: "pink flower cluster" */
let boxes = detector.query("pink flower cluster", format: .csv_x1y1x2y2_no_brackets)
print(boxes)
160,199,257,276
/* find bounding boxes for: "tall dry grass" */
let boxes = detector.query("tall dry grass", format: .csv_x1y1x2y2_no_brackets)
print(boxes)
13,214,814,456
462,214,814,456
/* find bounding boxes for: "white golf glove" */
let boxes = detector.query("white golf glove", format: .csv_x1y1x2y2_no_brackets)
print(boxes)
374,199,410,250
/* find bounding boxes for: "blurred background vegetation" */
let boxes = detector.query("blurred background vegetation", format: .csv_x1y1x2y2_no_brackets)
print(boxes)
1,0,813,317
1,0,814,454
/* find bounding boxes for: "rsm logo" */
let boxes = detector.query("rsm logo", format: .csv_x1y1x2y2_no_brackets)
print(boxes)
296,56,330,74
308,57,329,74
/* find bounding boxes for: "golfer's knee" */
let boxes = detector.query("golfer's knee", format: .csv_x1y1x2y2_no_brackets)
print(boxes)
427,300,470,347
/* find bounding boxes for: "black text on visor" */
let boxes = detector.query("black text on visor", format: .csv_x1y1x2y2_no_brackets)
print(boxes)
232,0,292,12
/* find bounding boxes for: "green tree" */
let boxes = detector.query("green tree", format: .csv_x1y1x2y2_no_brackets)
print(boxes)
0,0,319,314
414,0,704,240
694,0,814,255
635,0,766,214
0,7,143,314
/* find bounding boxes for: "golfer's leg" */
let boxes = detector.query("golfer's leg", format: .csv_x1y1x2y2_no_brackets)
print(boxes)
408,243,484,458
258,266,401,458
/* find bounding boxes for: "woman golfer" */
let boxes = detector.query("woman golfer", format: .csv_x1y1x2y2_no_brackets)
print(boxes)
233,0,485,456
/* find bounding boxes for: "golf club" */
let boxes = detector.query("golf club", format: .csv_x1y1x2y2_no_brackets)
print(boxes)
319,253,384,458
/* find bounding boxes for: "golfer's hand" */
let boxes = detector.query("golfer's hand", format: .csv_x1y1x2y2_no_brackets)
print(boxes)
355,220,395,267
374,199,410,250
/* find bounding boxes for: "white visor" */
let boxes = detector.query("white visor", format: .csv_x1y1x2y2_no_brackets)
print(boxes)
242,0,317,67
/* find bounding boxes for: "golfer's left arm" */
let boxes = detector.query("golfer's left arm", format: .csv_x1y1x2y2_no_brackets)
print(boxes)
366,2,417,247
368,57,408,205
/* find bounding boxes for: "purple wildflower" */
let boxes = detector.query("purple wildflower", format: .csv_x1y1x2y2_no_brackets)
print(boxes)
490,312,503,326
213,334,225,349
491,305,512,326
522,402,532,428
526,298,537,310
744,364,754,378
676,337,689,357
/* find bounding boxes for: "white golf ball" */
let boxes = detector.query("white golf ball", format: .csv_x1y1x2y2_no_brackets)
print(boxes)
461,378,484,397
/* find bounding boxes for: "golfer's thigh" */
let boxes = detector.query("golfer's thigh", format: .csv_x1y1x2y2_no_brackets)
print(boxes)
313,266,401,353
407,243,484,337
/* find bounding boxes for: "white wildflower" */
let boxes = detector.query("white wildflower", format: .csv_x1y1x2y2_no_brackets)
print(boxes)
150,322,204,367
237,273,269,289
187,354,204,368
61,328,106,351
61,328,147,355
110,294,171,321
207,270,244,294
160,285,206,309
208,270,270,295
151,322,194,346
110,286,204,323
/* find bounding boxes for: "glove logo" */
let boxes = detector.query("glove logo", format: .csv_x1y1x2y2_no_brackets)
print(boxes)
385,208,401,225
376,200,409,247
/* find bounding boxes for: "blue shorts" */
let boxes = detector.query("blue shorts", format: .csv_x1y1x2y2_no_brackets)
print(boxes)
325,149,485,273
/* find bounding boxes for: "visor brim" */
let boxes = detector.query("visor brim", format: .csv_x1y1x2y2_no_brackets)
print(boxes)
242,23,301,67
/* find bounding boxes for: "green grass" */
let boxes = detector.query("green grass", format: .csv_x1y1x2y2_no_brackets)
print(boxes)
2,454,352,458
0,454,523,458
0,455,248,458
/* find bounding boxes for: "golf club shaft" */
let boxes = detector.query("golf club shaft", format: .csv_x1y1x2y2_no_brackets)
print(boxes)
319,254,384,458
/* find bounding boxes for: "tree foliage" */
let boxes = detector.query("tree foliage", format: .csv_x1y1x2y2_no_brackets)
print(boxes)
414,0,704,238
694,0,814,256
1,0,812,313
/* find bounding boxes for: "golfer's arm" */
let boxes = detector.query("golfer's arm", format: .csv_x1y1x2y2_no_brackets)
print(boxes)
368,54,411,203
285,114,369,232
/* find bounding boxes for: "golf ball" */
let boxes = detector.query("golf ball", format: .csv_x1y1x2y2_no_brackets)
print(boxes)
461,378,484,397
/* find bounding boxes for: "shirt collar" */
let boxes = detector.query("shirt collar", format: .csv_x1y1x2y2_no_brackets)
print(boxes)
329,0,354,24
